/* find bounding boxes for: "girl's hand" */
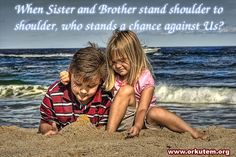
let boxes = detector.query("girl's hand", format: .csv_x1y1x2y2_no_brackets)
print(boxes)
127,125,141,138
60,71,70,85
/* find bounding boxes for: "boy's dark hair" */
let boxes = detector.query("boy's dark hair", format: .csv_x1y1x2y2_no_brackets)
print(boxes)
69,42,106,82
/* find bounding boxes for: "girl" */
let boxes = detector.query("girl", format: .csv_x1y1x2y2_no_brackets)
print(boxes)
104,29,206,139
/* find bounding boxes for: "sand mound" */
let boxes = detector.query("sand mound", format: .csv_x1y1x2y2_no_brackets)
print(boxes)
0,124,235,157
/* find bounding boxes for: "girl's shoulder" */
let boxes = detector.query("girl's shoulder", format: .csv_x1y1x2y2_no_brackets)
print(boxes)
138,69,154,84
135,69,155,92
140,69,153,78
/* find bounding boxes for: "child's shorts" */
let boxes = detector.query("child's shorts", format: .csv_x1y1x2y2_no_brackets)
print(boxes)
117,106,162,131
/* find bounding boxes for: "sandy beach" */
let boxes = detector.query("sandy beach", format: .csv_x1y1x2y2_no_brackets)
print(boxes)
0,118,235,157
1,47,236,157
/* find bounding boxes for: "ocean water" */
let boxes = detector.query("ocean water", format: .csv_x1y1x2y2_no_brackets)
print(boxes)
0,47,235,128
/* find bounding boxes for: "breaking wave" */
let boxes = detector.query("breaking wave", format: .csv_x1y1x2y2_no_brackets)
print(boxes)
155,84,236,105
0,85,47,98
1,84,235,105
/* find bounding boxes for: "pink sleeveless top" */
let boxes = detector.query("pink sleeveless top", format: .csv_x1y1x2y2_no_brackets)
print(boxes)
114,69,157,107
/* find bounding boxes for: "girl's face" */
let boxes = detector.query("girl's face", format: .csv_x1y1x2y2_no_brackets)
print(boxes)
71,74,100,104
111,56,131,80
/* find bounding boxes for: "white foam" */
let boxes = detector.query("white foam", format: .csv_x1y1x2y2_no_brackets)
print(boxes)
1,84,235,105
155,83,236,105
0,85,47,98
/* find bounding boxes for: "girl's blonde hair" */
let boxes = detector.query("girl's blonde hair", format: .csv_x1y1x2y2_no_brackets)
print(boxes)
105,29,152,91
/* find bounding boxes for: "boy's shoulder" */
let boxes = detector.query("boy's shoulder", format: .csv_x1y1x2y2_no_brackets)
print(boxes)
100,88,113,99
94,87,113,100
47,80,69,94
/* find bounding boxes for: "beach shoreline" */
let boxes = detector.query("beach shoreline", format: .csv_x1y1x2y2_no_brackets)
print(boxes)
0,47,235,156
0,123,235,157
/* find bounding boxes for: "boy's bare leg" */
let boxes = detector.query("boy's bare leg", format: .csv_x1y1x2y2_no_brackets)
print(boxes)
106,85,135,132
146,107,207,139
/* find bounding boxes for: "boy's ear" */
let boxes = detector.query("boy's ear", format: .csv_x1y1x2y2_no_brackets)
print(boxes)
67,67,72,78
68,71,72,78
68,65,72,76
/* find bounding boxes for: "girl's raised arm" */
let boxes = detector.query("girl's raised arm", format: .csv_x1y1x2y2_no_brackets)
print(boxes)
60,70,70,85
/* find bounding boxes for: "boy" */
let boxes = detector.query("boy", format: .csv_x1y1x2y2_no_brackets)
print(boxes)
38,44,112,135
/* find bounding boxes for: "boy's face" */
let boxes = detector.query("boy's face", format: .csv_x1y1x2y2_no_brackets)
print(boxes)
70,74,101,104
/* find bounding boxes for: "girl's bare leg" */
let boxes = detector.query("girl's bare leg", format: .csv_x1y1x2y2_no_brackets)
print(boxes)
146,107,207,139
106,85,135,132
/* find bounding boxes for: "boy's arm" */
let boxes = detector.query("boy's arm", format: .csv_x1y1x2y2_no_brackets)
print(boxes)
98,91,113,128
38,92,59,135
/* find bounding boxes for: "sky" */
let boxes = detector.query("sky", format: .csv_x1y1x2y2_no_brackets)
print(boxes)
0,0,236,49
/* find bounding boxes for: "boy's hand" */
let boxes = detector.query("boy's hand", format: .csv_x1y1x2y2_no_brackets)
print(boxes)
44,122,58,136
60,71,70,85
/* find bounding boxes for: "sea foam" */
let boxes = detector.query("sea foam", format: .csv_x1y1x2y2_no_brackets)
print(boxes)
155,84,236,105
0,85,47,98
1,84,235,105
